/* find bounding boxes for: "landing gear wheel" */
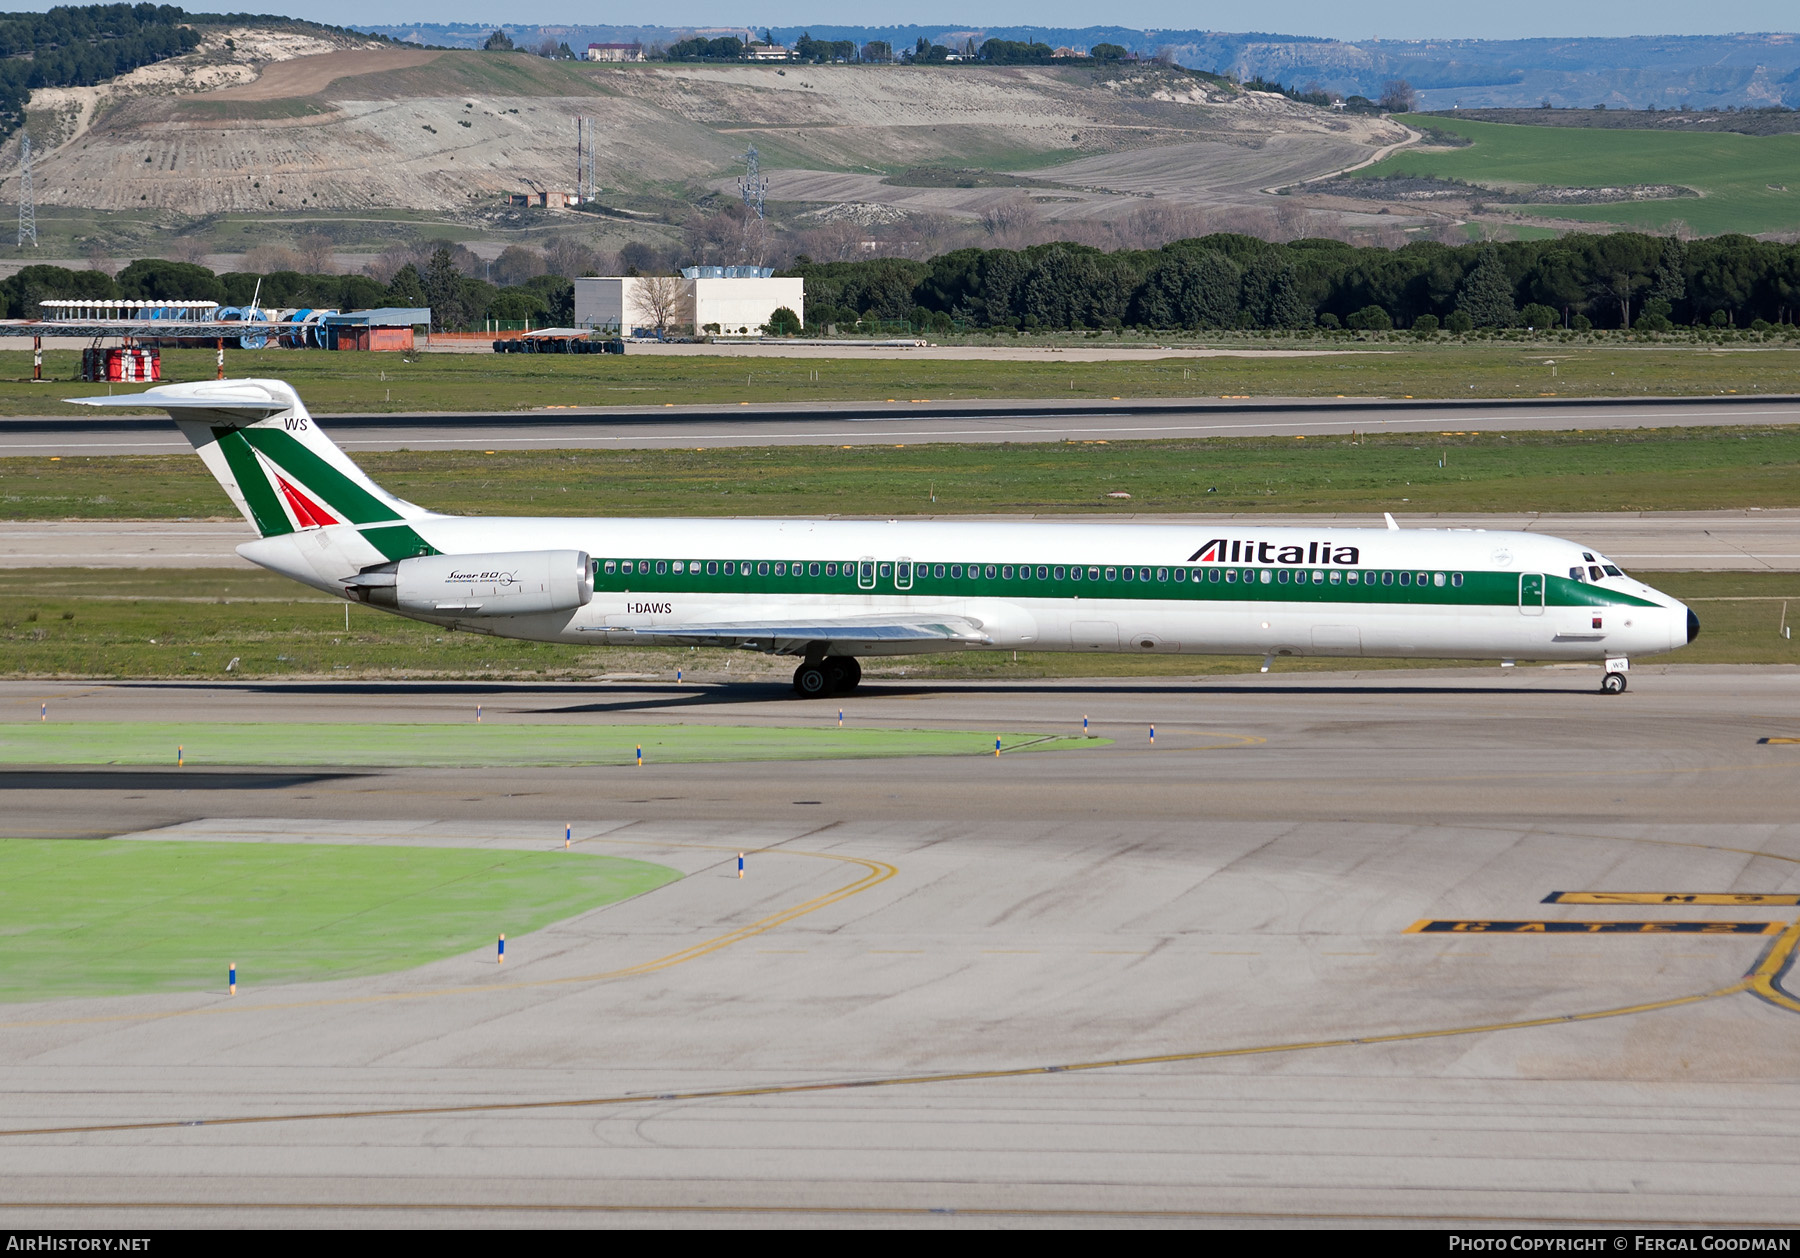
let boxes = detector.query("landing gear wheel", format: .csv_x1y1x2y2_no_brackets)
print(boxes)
1601,671,1628,695
792,662,831,698
825,657,861,693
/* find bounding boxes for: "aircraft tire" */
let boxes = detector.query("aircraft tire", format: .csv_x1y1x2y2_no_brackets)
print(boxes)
793,662,831,698
1601,671,1628,695
826,657,861,693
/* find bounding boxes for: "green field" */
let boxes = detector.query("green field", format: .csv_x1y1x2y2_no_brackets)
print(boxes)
0,567,1792,679
7,342,1799,418
0,722,1101,765
0,839,679,1002
11,425,1800,522
1373,115,1800,237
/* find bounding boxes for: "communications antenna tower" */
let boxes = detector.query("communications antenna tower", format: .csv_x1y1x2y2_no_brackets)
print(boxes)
738,144,767,220
16,133,36,248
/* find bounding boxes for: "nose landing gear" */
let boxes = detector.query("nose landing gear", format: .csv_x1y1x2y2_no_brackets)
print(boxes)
1600,656,1629,694
792,655,862,697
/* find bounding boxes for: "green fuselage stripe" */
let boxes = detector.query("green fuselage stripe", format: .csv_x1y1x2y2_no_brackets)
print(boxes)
359,524,440,561
594,560,1660,610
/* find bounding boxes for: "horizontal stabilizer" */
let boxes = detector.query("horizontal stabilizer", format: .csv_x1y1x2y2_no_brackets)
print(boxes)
66,380,301,414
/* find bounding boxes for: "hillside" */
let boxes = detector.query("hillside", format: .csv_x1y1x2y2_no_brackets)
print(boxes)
1348,115,1800,237
0,37,1407,225
367,24,1800,111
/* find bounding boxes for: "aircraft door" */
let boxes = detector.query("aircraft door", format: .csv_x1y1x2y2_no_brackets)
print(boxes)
858,557,876,590
1519,572,1545,615
895,558,913,591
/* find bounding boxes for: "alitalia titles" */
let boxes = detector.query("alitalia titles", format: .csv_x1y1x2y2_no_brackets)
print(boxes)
1189,539,1362,566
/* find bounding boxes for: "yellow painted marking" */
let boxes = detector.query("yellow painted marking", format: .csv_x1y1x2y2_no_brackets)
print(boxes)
1545,892,1800,906
1759,738,1800,745
1406,920,1783,935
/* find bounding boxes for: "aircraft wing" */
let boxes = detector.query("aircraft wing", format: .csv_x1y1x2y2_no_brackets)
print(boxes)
605,616,991,651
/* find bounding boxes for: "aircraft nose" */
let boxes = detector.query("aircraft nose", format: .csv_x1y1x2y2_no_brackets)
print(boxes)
1688,608,1701,643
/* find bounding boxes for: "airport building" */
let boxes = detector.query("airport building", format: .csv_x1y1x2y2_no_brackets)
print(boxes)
572,268,804,337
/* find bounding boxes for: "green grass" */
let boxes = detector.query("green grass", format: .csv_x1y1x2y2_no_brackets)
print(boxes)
0,722,1101,765
0,839,679,1002
9,341,1800,418
0,567,1792,679
1373,115,1800,236
12,426,1800,522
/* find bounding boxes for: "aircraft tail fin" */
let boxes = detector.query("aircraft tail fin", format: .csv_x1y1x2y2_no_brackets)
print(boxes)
67,379,435,544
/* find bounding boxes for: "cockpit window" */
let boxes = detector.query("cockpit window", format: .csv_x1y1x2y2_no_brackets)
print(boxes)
1602,565,1622,578
1589,566,1604,581
1582,552,1596,562
1569,566,1586,582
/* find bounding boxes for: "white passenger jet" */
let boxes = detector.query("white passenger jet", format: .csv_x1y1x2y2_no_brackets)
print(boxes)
74,379,1699,696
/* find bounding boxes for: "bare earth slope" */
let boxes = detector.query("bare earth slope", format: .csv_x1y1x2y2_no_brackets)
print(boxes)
5,42,1409,220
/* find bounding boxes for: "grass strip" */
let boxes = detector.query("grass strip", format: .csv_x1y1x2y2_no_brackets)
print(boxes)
0,839,679,1002
0,722,1104,766
11,426,1800,520
2,342,1797,417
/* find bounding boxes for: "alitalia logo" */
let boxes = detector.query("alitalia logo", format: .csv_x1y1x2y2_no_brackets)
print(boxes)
1189,538,1362,565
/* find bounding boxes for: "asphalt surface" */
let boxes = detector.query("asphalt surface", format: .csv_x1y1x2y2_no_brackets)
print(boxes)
5,394,1799,455
3,669,1799,1226
11,510,1800,571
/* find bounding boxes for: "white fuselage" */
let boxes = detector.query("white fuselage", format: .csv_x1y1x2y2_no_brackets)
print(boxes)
241,514,1695,665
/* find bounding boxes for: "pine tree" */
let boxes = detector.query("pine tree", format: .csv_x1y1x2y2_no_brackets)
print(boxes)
1649,235,1687,310
1455,249,1517,328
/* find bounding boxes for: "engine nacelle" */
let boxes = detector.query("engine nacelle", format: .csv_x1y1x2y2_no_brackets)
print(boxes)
349,550,592,617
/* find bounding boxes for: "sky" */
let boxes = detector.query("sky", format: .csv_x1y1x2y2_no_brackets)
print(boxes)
3,0,1794,40
281,1,1796,41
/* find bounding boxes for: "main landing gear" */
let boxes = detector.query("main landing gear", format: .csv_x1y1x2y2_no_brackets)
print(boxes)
792,656,861,697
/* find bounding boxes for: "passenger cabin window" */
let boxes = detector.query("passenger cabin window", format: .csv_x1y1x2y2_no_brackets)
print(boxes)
1259,570,1271,584
1399,571,1411,586
986,565,997,579
1382,572,1394,586
1346,571,1357,584
1087,567,1100,581
1002,565,1015,580
1157,568,1169,582
1122,567,1133,582
1054,566,1067,580
1209,569,1221,583
879,563,892,578
1174,568,1186,582
1105,568,1117,581
1451,573,1464,587
1277,569,1289,584
951,565,963,579
1329,571,1341,584
603,560,617,575
1433,572,1446,587
1225,569,1237,583
1036,566,1048,581
756,562,769,576
934,564,946,578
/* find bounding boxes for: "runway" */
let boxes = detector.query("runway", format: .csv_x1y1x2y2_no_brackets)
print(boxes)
3,669,1799,1226
5,394,1799,456
11,509,1800,570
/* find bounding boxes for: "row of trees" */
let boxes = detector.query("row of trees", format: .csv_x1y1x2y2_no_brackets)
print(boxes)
3,251,575,330
788,232,1800,333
